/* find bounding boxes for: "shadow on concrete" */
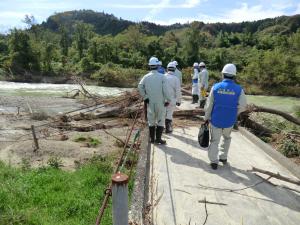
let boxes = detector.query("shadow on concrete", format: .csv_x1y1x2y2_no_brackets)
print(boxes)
169,132,208,151
156,143,300,213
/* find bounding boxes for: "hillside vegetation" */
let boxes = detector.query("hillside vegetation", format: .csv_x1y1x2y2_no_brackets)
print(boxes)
0,10,300,95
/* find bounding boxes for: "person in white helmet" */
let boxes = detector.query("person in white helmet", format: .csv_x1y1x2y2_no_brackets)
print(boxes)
191,62,200,104
173,60,182,86
164,62,181,133
198,62,209,108
138,57,171,144
204,63,247,170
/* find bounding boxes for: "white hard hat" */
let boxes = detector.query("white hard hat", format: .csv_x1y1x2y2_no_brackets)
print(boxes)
167,62,176,68
173,60,178,66
193,62,199,67
148,57,159,66
222,63,237,76
158,61,162,66
199,62,205,67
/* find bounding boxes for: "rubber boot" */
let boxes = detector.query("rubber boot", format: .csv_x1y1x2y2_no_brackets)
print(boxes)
149,126,155,143
200,99,206,108
155,126,166,144
165,119,173,133
192,95,197,104
195,95,199,103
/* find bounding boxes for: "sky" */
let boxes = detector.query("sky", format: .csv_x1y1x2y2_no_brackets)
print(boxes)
0,0,300,33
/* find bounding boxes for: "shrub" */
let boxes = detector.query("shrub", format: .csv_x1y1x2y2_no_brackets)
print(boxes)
279,139,300,157
47,156,63,169
30,112,49,121
91,63,146,87
74,136,101,147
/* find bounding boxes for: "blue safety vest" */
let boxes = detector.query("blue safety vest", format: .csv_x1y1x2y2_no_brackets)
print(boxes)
211,79,242,128
192,78,198,84
157,67,165,74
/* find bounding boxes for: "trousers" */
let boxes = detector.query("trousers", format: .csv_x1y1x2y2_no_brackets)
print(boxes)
165,103,176,120
147,102,165,127
208,125,233,163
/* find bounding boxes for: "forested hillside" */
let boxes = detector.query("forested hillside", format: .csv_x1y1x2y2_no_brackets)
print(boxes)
0,10,299,96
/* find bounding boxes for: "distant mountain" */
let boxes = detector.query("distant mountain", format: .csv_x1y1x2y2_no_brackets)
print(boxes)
41,10,300,36
41,10,188,36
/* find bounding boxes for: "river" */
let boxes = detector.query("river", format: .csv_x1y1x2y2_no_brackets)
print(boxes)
0,81,299,114
0,81,127,97
0,81,128,114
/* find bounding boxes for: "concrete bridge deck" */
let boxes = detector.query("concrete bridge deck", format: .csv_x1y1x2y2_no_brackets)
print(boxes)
148,101,300,225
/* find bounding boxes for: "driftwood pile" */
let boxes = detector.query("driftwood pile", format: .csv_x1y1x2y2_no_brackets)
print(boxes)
59,83,300,138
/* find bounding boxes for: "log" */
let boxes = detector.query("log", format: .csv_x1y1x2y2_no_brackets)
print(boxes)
173,109,205,117
247,104,300,126
251,167,300,186
181,88,192,96
94,106,122,118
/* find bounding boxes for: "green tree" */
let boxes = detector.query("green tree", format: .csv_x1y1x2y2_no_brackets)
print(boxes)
73,22,94,60
8,29,39,71
42,42,55,72
59,26,70,57
184,22,201,65
216,31,230,47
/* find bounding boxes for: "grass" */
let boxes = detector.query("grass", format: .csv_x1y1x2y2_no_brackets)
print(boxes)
0,155,119,225
74,136,102,147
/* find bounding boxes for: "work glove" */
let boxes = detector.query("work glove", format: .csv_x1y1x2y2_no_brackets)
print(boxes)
164,102,170,107
176,102,181,106
144,99,149,104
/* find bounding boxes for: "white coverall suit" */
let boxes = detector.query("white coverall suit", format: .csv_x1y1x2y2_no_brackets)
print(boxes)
192,68,200,96
138,70,171,127
204,87,247,164
199,68,209,101
174,68,182,86
165,71,181,120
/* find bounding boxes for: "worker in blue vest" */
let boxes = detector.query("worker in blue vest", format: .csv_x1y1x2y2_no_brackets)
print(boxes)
191,62,200,104
204,64,247,170
157,61,166,74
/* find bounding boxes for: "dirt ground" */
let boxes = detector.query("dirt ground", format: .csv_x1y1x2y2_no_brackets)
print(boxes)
0,112,132,170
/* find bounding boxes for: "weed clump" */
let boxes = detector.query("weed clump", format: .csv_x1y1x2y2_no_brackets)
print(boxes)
47,156,63,169
74,136,101,147
30,112,49,121
280,139,300,158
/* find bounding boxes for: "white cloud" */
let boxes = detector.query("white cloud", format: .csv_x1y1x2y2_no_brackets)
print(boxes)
107,0,201,9
198,3,288,23
295,3,300,14
148,2,298,25
144,0,171,21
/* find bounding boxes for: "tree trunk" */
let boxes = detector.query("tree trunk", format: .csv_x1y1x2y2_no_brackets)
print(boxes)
247,104,300,126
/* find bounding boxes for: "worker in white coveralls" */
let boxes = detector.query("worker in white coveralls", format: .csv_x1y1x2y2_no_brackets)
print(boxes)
199,62,209,108
138,57,171,144
191,62,200,104
164,62,181,133
204,64,247,170
173,60,182,86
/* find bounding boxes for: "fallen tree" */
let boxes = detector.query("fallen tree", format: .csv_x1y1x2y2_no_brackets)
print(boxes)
250,167,300,185
246,104,300,126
